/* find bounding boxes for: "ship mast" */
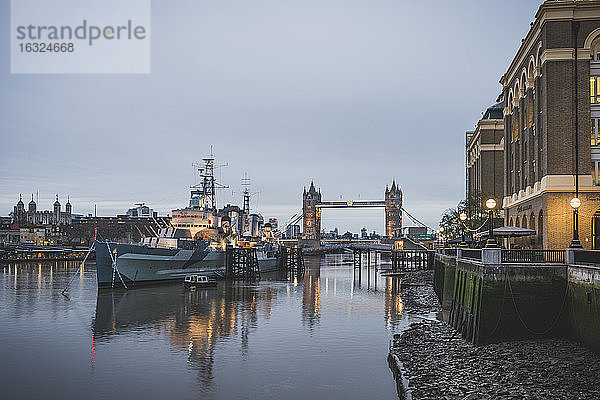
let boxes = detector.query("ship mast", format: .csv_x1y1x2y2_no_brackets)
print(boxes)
190,149,228,211
241,173,251,234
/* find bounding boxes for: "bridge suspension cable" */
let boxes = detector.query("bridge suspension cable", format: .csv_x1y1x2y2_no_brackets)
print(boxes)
277,212,303,237
401,207,436,233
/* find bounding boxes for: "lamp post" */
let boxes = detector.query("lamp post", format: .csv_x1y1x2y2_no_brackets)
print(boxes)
439,227,445,248
459,212,467,246
485,198,498,248
571,21,582,250
570,197,583,248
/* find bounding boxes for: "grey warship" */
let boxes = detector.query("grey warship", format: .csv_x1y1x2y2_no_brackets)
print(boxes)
95,156,280,288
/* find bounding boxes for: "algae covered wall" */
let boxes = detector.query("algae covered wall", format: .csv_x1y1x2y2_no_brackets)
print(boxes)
478,265,567,344
566,266,600,353
435,255,567,345
434,254,600,350
433,254,456,312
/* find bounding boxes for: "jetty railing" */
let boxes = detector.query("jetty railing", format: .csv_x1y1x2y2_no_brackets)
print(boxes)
501,249,565,264
436,247,567,264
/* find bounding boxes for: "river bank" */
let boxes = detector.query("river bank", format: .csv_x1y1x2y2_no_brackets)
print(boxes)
390,271,600,399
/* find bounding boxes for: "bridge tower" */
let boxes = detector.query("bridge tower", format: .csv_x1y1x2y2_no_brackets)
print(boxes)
303,181,322,242
385,180,402,237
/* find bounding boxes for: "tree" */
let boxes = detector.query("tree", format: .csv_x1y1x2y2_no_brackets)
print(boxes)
439,192,499,244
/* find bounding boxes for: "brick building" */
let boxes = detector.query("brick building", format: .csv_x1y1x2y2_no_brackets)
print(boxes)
466,101,505,206
501,0,600,249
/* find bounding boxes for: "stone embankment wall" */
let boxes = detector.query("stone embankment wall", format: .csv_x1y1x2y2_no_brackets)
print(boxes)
434,252,589,346
566,265,600,352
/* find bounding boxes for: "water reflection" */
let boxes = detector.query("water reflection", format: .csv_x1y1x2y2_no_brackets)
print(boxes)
302,258,321,329
2,254,408,400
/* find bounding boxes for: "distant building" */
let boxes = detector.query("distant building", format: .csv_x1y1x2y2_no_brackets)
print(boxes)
361,227,367,239
466,101,504,206
0,216,19,245
126,204,157,218
286,224,301,239
20,227,46,245
11,194,72,227
268,218,278,231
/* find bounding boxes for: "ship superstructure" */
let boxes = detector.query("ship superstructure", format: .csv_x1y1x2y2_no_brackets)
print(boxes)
95,154,281,289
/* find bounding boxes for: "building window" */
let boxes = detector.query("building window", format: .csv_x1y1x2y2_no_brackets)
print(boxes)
513,110,520,141
527,95,534,128
593,161,600,186
591,77,600,104
593,39,600,61
593,118,600,146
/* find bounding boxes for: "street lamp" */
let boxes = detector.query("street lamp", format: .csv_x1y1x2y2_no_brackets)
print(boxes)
459,212,467,246
439,227,445,248
570,197,583,248
485,198,498,248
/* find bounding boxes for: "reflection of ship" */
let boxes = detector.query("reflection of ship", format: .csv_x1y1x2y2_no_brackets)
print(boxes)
91,280,283,386
95,156,281,288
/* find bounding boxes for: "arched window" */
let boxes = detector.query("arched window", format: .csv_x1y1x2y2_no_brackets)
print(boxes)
590,37,600,103
592,37,600,61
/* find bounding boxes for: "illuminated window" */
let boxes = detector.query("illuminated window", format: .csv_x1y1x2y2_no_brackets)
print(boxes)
528,96,534,128
591,77,600,103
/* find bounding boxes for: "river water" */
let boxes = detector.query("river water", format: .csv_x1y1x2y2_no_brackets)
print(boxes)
0,253,416,400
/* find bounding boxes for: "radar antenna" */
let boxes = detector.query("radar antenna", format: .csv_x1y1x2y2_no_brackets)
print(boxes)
190,149,229,210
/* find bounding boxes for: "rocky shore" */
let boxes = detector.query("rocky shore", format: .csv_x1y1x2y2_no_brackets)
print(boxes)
390,272,600,399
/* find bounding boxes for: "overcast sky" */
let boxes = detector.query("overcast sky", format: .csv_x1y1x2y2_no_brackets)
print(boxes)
0,0,542,233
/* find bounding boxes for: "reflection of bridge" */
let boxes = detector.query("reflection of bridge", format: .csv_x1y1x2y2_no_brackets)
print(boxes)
302,181,402,245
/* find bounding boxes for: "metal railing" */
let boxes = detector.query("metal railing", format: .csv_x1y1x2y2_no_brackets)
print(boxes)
501,249,565,264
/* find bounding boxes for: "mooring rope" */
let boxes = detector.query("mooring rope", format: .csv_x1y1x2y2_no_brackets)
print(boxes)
60,241,96,295
105,241,127,289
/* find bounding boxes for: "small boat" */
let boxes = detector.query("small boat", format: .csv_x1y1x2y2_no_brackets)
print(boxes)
184,274,218,289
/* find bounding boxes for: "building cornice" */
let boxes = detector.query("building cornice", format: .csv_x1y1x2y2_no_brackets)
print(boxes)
501,0,600,89
503,174,595,209
466,119,504,151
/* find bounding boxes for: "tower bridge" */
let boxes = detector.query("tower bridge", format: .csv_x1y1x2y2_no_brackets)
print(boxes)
302,180,403,245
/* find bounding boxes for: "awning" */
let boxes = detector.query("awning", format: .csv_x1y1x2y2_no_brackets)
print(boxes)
474,226,536,239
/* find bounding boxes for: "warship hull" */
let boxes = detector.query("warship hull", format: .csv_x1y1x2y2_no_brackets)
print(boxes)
95,241,280,288
95,241,225,288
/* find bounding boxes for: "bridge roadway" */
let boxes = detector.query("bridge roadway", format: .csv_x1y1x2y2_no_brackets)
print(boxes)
316,200,385,208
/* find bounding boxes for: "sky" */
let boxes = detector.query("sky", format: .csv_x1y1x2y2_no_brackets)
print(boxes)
0,0,542,233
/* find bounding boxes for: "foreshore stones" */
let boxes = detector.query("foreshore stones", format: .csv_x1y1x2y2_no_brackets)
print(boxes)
391,272,600,399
